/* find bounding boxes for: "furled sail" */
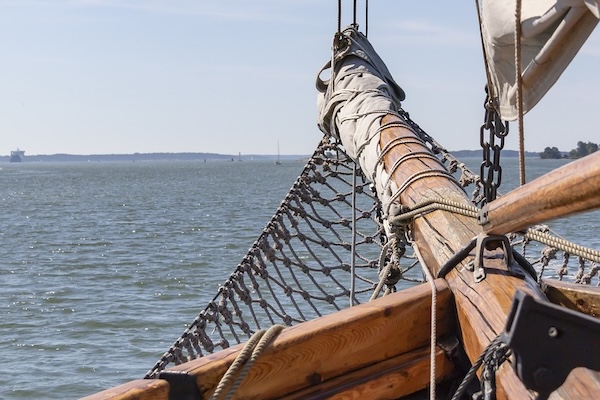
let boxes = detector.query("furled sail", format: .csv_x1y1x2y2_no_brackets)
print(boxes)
316,26,406,221
480,0,599,120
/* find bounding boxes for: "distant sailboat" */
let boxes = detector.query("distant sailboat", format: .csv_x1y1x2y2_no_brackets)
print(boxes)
275,141,281,165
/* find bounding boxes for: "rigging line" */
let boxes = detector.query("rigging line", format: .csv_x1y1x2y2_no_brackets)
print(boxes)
337,0,342,33
350,162,358,307
412,243,437,400
474,0,497,102
365,0,368,37
370,240,394,301
515,0,526,185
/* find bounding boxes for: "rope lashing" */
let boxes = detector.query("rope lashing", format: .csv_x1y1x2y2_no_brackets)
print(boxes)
388,201,600,266
370,223,407,301
389,198,479,226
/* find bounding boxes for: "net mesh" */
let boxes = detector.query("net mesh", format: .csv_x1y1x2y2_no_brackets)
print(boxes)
146,129,599,379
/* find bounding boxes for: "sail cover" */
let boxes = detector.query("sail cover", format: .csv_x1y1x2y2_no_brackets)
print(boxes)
480,0,599,120
316,27,405,215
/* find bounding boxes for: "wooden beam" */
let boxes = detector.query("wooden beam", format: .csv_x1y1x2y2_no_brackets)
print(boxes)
378,113,600,399
80,379,170,400
542,279,600,318
166,280,455,399
482,151,600,235
282,344,458,400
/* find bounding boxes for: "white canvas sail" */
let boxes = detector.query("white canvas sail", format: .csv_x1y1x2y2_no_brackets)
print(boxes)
480,0,600,120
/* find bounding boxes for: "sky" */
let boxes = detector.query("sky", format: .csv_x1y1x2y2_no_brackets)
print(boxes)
1,1,599,156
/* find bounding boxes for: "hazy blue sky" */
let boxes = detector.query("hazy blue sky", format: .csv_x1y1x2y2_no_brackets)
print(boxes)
1,1,599,156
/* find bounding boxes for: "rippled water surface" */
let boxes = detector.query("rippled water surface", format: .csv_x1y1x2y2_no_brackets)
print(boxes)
1,157,597,399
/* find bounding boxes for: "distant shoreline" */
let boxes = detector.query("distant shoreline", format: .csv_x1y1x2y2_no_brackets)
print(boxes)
1,152,308,163
1,149,540,163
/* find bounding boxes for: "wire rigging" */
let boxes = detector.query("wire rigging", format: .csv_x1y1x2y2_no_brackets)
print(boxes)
336,0,370,36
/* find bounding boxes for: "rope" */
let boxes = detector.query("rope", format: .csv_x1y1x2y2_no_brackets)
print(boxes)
337,0,342,34
385,170,458,217
209,325,285,400
515,0,526,186
450,335,507,400
525,229,600,263
365,0,369,37
370,239,395,301
389,198,478,225
350,163,358,306
474,0,498,101
413,243,437,400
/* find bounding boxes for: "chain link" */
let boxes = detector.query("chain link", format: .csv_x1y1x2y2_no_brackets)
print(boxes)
479,89,509,204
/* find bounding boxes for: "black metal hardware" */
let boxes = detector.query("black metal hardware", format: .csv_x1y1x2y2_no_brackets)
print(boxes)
501,290,600,399
158,371,202,400
472,234,513,283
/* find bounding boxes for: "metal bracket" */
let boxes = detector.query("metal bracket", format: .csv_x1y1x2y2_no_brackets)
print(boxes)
472,233,513,283
437,238,476,278
477,205,489,225
500,290,600,398
158,370,202,400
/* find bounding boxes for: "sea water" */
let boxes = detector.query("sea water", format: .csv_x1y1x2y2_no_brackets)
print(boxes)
1,157,598,399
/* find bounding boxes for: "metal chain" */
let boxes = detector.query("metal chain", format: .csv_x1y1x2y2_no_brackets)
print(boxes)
480,89,509,204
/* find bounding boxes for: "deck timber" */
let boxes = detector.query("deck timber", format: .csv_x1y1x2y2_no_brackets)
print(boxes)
542,279,600,318
83,280,457,399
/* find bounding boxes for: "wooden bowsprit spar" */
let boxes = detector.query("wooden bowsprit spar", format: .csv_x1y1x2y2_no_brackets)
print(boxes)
378,113,600,399
81,21,600,400
480,151,600,235
81,114,600,400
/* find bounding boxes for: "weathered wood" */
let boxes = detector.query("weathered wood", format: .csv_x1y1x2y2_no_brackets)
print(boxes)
166,279,454,399
282,344,458,400
482,151,600,235
80,379,170,400
554,369,600,399
542,279,600,318
379,113,600,399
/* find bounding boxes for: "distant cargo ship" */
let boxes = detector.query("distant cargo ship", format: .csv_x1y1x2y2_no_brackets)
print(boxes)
9,149,24,162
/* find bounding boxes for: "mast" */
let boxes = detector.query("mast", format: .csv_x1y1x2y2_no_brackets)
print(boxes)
275,140,281,165
316,26,600,398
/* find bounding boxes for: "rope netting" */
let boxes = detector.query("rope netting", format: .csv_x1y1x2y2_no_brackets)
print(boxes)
146,122,599,379
145,135,423,378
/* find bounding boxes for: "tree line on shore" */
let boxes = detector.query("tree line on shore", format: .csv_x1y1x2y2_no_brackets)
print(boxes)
540,141,598,159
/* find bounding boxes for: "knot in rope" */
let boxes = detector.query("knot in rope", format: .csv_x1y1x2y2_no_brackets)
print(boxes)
382,262,403,287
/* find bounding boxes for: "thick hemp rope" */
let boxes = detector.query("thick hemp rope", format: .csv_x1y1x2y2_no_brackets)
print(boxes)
209,325,285,400
515,0,526,186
